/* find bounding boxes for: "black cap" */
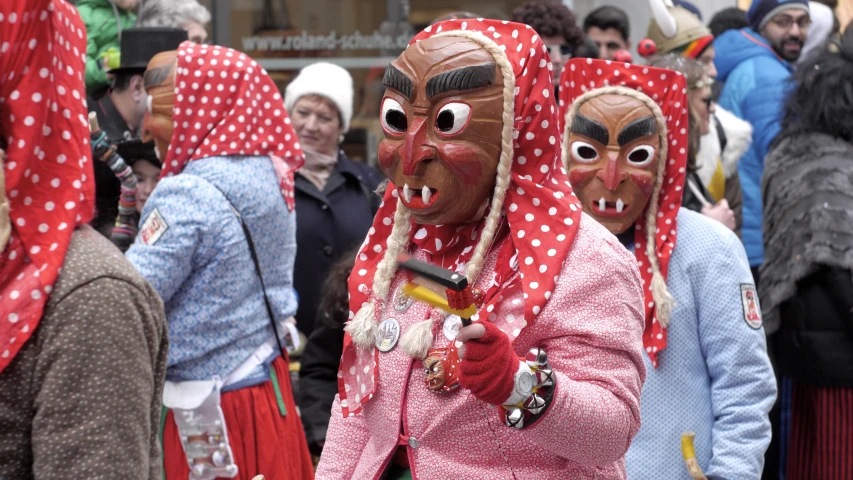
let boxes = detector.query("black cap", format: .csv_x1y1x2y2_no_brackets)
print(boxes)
110,27,188,76
116,139,161,169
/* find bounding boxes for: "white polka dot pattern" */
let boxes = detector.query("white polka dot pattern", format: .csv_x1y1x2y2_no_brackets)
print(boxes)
559,58,688,366
318,214,646,479
0,0,95,375
162,42,304,211
340,18,584,416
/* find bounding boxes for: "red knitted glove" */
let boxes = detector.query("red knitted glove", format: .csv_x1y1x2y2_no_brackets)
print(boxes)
458,320,518,405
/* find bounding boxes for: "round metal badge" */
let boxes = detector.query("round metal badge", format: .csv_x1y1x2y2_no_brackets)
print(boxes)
376,318,401,353
442,315,463,341
393,285,415,312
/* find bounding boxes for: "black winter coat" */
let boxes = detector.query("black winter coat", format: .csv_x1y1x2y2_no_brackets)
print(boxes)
772,266,853,388
298,316,345,453
292,153,382,336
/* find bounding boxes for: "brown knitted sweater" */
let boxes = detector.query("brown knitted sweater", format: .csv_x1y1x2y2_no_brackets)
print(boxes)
0,226,168,479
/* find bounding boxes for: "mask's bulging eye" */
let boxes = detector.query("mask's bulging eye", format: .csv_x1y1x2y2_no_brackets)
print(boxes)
147,95,154,114
571,141,599,163
627,145,655,166
381,97,407,133
435,102,471,135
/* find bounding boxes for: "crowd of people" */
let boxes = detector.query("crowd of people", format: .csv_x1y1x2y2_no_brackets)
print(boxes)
0,0,851,479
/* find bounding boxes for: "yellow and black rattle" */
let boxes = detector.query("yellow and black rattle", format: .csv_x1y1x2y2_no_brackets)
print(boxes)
397,256,477,327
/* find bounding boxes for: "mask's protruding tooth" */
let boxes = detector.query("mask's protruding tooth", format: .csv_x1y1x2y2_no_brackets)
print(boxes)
598,197,606,212
403,184,412,203
616,198,625,213
422,187,431,205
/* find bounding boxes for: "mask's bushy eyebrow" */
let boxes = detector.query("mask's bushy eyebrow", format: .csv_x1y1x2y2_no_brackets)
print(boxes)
617,116,657,146
382,65,413,99
571,114,609,145
144,65,174,89
425,63,496,98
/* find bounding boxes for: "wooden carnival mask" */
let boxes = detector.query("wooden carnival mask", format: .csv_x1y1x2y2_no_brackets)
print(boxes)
377,36,505,226
566,94,661,235
141,50,177,162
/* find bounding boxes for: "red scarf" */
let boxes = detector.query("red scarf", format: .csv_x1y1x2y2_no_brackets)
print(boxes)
339,19,583,416
0,0,95,374
161,42,303,210
559,59,688,367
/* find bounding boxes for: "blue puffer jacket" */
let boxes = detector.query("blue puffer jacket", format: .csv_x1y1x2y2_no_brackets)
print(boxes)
714,29,794,267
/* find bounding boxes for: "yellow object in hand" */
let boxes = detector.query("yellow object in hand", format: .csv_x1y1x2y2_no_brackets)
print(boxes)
100,48,121,70
681,432,707,480
402,283,477,318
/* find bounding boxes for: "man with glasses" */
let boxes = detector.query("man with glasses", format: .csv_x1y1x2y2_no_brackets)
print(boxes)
511,0,584,92
713,0,810,285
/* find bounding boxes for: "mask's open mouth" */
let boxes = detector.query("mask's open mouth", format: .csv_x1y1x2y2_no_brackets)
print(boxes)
399,183,440,209
592,197,629,216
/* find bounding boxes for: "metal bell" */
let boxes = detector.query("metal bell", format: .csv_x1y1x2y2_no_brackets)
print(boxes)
212,450,228,467
504,407,526,429
191,464,207,478
525,348,548,368
535,369,554,388
523,393,547,415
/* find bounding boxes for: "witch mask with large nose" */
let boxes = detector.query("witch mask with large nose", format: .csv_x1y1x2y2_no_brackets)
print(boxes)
378,36,505,226
567,94,661,235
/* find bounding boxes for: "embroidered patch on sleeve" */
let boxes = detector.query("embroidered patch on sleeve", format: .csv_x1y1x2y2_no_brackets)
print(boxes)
740,284,762,329
140,208,169,246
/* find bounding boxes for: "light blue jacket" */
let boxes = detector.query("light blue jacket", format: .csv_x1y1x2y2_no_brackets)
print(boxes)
625,209,776,479
714,28,794,267
126,156,298,384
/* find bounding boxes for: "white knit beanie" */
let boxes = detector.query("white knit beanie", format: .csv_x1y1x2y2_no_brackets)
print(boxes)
284,62,354,132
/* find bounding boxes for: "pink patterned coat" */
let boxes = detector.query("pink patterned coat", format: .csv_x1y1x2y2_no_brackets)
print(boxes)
316,214,646,479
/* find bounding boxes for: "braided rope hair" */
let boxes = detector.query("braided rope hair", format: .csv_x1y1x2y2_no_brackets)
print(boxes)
561,85,675,327
346,30,518,358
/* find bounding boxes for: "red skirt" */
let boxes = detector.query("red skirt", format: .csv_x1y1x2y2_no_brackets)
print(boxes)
787,382,853,480
162,356,314,480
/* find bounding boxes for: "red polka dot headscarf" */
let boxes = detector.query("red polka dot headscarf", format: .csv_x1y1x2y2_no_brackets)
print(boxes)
338,19,583,416
0,0,95,373
162,42,303,210
559,58,688,368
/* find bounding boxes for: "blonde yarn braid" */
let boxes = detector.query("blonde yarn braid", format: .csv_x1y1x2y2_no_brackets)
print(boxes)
561,86,675,327
346,200,411,348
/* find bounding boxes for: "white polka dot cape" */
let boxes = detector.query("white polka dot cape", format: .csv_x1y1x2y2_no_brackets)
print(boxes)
0,0,95,374
339,19,584,417
558,58,688,367
162,42,304,211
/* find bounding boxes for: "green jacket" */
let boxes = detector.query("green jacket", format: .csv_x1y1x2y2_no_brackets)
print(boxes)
75,0,136,94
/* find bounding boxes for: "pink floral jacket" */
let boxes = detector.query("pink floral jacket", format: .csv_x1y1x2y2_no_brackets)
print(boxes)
316,215,646,479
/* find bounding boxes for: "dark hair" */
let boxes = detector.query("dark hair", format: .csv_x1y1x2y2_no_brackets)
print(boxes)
707,7,748,39
582,6,630,43
111,72,142,93
512,0,584,53
116,139,161,169
317,249,358,329
573,35,600,59
780,27,853,143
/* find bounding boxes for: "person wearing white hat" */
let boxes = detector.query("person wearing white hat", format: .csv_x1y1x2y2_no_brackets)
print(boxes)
286,62,383,457
284,63,383,337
